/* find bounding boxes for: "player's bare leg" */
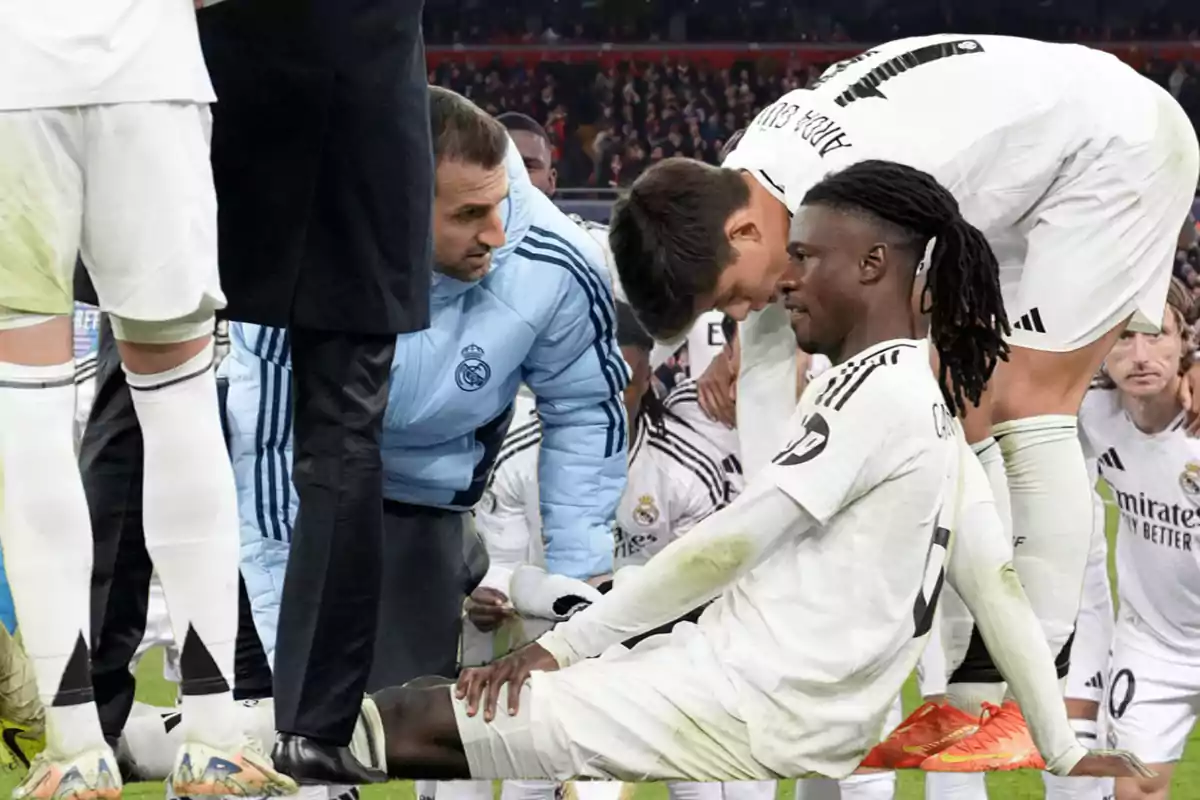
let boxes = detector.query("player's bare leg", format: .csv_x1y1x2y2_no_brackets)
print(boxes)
112,323,295,797
931,324,1126,766
0,317,123,799
1115,762,1173,800
369,685,471,780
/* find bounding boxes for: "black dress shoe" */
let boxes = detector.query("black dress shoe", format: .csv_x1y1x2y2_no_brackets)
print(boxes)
271,733,388,785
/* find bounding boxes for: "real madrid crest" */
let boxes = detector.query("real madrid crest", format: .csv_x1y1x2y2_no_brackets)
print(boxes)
455,343,491,392
1180,461,1200,503
633,494,659,526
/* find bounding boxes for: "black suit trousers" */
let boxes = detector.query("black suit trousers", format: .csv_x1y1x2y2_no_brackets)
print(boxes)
271,327,395,743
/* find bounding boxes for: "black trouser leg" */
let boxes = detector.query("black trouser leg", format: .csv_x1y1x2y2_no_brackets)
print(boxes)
273,327,395,744
367,506,487,692
81,315,152,746
234,574,274,701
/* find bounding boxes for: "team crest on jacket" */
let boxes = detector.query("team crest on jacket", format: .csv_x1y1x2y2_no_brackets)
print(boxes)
633,494,659,526
456,344,491,392
1180,462,1200,503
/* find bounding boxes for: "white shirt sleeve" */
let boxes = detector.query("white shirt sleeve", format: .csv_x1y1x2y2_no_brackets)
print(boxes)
736,303,799,480
946,449,1087,776
537,477,810,666
474,462,536,596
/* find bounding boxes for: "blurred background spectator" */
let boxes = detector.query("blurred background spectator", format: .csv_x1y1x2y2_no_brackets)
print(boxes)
425,0,1200,201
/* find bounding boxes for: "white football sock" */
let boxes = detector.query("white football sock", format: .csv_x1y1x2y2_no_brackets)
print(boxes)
434,781,495,800
0,360,106,757
946,682,1004,716
572,782,631,800
839,772,895,800
994,416,1091,657
1042,719,1112,800
125,342,241,748
724,781,777,800
669,783,723,800
924,773,989,800
510,565,603,620
119,698,277,780
415,780,438,800
793,779,840,800
500,780,560,800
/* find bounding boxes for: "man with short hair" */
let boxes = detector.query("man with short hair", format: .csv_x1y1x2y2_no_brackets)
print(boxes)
608,34,1200,764
1078,281,1200,800
228,85,626,696
496,112,557,197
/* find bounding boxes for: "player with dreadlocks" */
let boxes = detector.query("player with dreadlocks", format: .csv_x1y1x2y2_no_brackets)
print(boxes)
609,34,1199,773
312,159,1147,788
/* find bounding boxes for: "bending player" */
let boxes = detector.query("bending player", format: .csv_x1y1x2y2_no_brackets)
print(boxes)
347,161,1143,784
1079,281,1200,800
608,34,1200,760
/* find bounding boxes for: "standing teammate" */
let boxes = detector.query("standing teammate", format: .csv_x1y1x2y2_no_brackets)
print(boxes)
347,161,1138,784
609,34,1200,758
0,1,295,796
1079,281,1200,800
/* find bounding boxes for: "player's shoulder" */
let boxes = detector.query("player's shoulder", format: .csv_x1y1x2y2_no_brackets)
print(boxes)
641,410,728,509
806,339,937,419
1080,386,1122,427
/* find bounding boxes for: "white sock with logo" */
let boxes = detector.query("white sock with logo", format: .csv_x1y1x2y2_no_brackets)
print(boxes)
0,360,107,758
924,773,989,800
994,416,1091,657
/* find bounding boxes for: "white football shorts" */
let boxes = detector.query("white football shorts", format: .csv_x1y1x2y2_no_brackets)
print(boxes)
1106,620,1200,764
995,77,1199,353
0,102,223,344
453,625,772,783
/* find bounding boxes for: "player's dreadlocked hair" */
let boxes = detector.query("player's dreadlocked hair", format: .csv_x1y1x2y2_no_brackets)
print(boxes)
802,160,1010,415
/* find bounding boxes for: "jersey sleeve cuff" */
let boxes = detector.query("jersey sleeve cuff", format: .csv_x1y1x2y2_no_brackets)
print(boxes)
1044,743,1088,777
535,628,586,669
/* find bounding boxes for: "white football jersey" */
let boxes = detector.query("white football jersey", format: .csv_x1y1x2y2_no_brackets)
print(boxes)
0,0,215,110
699,338,964,778
1079,389,1200,661
475,389,545,573
724,35,1153,239
616,389,740,569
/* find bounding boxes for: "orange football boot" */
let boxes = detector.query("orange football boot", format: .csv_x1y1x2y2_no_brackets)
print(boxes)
922,701,1047,772
860,701,980,770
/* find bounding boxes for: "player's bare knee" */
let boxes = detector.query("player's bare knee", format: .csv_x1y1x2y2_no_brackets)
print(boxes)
111,311,214,375
1115,773,1171,800
1062,698,1098,721
373,685,463,773
0,314,73,365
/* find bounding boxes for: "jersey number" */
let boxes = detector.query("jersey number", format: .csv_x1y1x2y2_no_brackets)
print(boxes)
820,39,986,108
913,524,950,638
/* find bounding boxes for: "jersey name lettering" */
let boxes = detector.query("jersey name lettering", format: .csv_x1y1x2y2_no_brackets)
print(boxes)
750,103,853,157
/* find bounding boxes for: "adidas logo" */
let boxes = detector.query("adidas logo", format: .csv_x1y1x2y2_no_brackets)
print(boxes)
1085,671,1104,690
1098,447,1125,471
1012,307,1046,334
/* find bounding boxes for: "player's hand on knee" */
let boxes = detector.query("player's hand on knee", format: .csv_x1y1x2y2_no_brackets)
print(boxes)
455,642,558,722
466,587,515,632
1067,750,1157,780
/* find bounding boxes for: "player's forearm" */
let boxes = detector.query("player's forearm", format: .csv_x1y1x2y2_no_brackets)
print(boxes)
538,481,805,666
947,497,1087,775
737,304,799,480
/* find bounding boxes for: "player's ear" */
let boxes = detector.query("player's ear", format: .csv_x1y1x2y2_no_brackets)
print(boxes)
859,243,887,284
726,205,762,245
